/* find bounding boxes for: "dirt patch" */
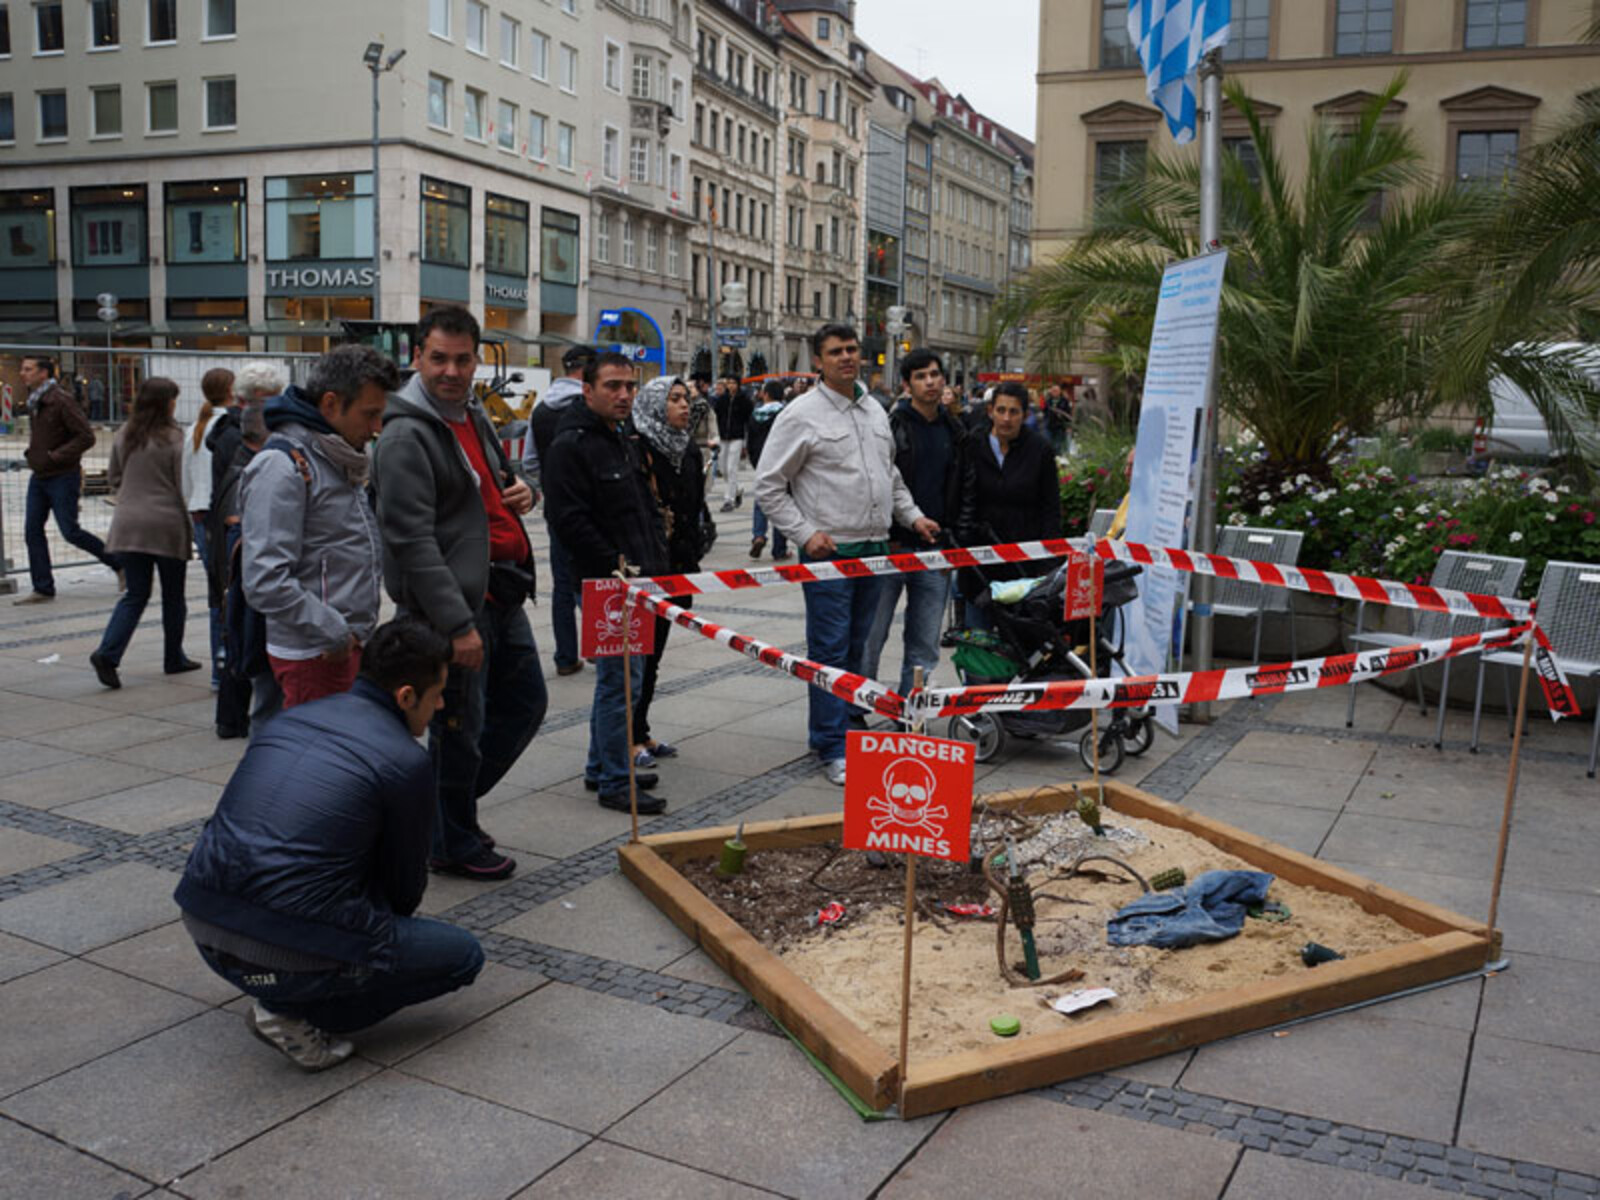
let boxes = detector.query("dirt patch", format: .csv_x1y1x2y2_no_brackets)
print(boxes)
681,801,1425,1059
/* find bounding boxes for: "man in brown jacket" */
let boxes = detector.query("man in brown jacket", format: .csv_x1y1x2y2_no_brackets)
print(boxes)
16,355,121,604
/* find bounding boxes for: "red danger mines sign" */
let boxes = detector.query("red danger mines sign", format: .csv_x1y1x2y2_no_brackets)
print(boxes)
1064,554,1104,621
842,731,975,862
580,579,657,657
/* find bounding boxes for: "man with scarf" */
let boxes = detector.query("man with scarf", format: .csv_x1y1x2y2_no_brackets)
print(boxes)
240,344,397,708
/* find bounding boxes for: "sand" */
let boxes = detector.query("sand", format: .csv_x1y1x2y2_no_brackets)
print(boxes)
775,808,1424,1058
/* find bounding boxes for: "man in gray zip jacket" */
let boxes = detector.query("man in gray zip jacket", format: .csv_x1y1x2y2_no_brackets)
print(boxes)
241,345,397,709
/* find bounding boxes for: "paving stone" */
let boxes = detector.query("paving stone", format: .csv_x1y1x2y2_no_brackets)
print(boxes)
0,740,82,776
659,947,741,992
1,1009,376,1180
0,756,169,810
1459,1035,1600,1178
0,862,180,954
492,871,694,971
0,827,87,875
179,1070,587,1200
1173,793,1339,856
1186,759,1361,812
102,727,247,773
401,981,737,1133
0,931,65,985
355,963,548,1066
512,1140,775,1199
0,959,203,1098
53,777,223,836
83,920,240,1006
29,714,187,755
1183,1011,1470,1143
1318,811,1497,880
0,1112,148,1200
1479,953,1600,1056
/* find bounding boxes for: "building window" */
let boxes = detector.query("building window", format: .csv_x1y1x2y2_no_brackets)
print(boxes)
1094,140,1146,206
0,189,54,266
35,0,62,51
463,87,485,141
499,14,518,66
560,0,576,13
557,121,574,169
71,183,146,264
620,213,635,267
629,135,648,183
559,43,577,92
670,76,684,119
632,53,652,99
1099,0,1134,65
146,0,175,43
667,232,680,278
1224,136,1261,185
595,210,610,262
90,0,119,48
0,94,13,142
1456,129,1518,185
90,85,121,137
496,99,516,151
145,80,178,134
485,192,528,276
464,0,486,54
1222,0,1269,60
37,88,66,139
1334,0,1392,55
428,75,450,129
816,14,829,39
543,207,580,284
528,111,546,160
530,29,548,79
266,173,372,260
203,77,236,131
429,0,450,39
604,40,621,91
645,223,659,272
0,5,11,55
421,176,470,266
602,124,619,179
165,178,244,262
1464,0,1524,48
668,152,682,196
204,0,234,37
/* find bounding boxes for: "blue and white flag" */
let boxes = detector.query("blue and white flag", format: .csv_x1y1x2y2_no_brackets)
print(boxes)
1128,0,1232,144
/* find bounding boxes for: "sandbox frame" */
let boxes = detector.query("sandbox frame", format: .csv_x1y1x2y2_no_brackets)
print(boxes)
618,778,1496,1118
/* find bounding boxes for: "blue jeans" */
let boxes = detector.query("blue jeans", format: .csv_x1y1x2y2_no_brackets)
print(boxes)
429,602,548,861
191,514,224,683
24,472,117,595
546,529,581,670
862,568,952,695
588,651,647,794
802,553,884,761
97,552,188,669
751,504,788,557
195,916,484,1034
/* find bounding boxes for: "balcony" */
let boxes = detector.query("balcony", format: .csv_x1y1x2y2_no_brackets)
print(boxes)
692,64,780,122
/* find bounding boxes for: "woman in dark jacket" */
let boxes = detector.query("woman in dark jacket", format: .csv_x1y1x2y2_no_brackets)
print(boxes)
954,382,1063,620
629,375,705,767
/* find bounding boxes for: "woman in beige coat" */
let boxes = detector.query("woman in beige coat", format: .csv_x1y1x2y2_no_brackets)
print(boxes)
90,377,198,689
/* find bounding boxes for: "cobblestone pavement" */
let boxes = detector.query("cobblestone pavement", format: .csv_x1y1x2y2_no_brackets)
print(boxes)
2,518,1598,1199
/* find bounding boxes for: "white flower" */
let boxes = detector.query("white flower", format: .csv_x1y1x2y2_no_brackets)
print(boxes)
1558,484,1572,494
1260,504,1275,517
1392,507,1407,520
1295,473,1312,486
1529,477,1549,491
1226,485,1240,496
1392,534,1408,547
1545,491,1560,504
1509,530,1524,543
1416,522,1429,532
1280,480,1296,495
1376,466,1395,479
1228,511,1247,526
1415,503,1430,515
1546,511,1558,522
1340,507,1354,517
1257,490,1272,502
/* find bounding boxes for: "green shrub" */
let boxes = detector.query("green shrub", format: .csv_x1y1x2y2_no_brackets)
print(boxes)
1057,428,1134,536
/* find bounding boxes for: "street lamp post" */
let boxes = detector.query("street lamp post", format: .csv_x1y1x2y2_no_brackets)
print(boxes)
363,41,406,322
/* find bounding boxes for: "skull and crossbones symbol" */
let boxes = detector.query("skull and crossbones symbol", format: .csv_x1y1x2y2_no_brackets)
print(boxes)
866,757,947,834
597,591,634,641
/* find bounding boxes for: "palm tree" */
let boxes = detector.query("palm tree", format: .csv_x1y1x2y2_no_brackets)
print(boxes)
989,77,1492,481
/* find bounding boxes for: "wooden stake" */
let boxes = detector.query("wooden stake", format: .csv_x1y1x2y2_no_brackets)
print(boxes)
898,667,926,1098
1089,605,1102,787
1486,633,1534,936
618,555,640,845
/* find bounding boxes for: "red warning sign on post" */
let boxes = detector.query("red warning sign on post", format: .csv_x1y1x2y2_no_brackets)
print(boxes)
842,731,974,862
1064,553,1105,621
580,580,657,657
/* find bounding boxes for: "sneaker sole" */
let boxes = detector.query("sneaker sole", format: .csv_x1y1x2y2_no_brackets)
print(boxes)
428,858,516,880
248,1019,351,1072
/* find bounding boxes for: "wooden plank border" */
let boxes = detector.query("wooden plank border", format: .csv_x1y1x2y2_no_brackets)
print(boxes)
620,778,1495,1117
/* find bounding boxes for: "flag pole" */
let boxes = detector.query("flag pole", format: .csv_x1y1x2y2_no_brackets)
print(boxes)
1188,48,1225,723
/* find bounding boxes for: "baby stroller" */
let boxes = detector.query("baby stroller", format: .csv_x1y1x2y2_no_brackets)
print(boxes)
940,558,1153,773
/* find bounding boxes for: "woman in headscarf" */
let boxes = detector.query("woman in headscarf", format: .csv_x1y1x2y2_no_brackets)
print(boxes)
627,375,706,768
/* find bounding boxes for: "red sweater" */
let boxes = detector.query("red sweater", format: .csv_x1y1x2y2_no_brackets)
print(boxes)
449,418,529,564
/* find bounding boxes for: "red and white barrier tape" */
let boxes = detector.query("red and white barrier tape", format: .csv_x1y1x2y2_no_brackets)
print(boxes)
636,537,1533,622
911,620,1579,723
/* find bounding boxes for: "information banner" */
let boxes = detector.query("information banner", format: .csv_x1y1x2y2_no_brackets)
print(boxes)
580,579,656,657
1122,250,1228,732
842,732,975,863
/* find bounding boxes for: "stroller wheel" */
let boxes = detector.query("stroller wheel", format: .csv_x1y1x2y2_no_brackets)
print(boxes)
1079,725,1126,775
948,713,1005,763
1124,715,1155,757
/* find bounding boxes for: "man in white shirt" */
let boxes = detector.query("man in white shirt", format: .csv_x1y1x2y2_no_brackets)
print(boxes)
753,324,938,784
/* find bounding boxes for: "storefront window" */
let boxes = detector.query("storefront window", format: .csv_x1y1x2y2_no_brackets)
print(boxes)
164,179,244,263
266,294,374,352
70,184,147,266
540,207,579,285
265,173,372,261
485,192,528,276
0,189,56,268
421,176,470,267
867,230,900,280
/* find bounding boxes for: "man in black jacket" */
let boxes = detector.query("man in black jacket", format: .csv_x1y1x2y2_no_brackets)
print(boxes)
543,351,671,813
175,618,482,1071
711,371,752,512
861,349,967,694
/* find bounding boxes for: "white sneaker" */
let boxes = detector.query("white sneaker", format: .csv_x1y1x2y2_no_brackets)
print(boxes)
824,758,847,786
249,1001,354,1072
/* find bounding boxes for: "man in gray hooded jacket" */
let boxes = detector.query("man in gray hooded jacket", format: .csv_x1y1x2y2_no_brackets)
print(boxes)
242,345,396,708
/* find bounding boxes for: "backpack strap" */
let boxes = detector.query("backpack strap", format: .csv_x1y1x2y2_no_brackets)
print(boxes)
261,435,314,489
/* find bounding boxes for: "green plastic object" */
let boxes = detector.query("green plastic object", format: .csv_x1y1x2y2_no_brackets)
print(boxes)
990,1014,1021,1037
951,634,1022,681
1150,867,1187,892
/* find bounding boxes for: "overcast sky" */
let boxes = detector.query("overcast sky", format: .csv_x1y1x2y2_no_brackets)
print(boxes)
851,0,1041,140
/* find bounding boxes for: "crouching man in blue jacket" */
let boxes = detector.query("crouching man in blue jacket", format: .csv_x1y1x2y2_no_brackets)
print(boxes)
175,617,483,1071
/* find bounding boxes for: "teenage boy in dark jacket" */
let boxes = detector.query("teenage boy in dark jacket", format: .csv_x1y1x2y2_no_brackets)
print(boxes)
176,618,482,1071
371,307,546,882
861,348,967,693
543,351,670,814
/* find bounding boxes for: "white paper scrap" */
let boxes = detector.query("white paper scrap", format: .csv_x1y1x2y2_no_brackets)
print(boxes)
36,653,60,664
1049,987,1117,1015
